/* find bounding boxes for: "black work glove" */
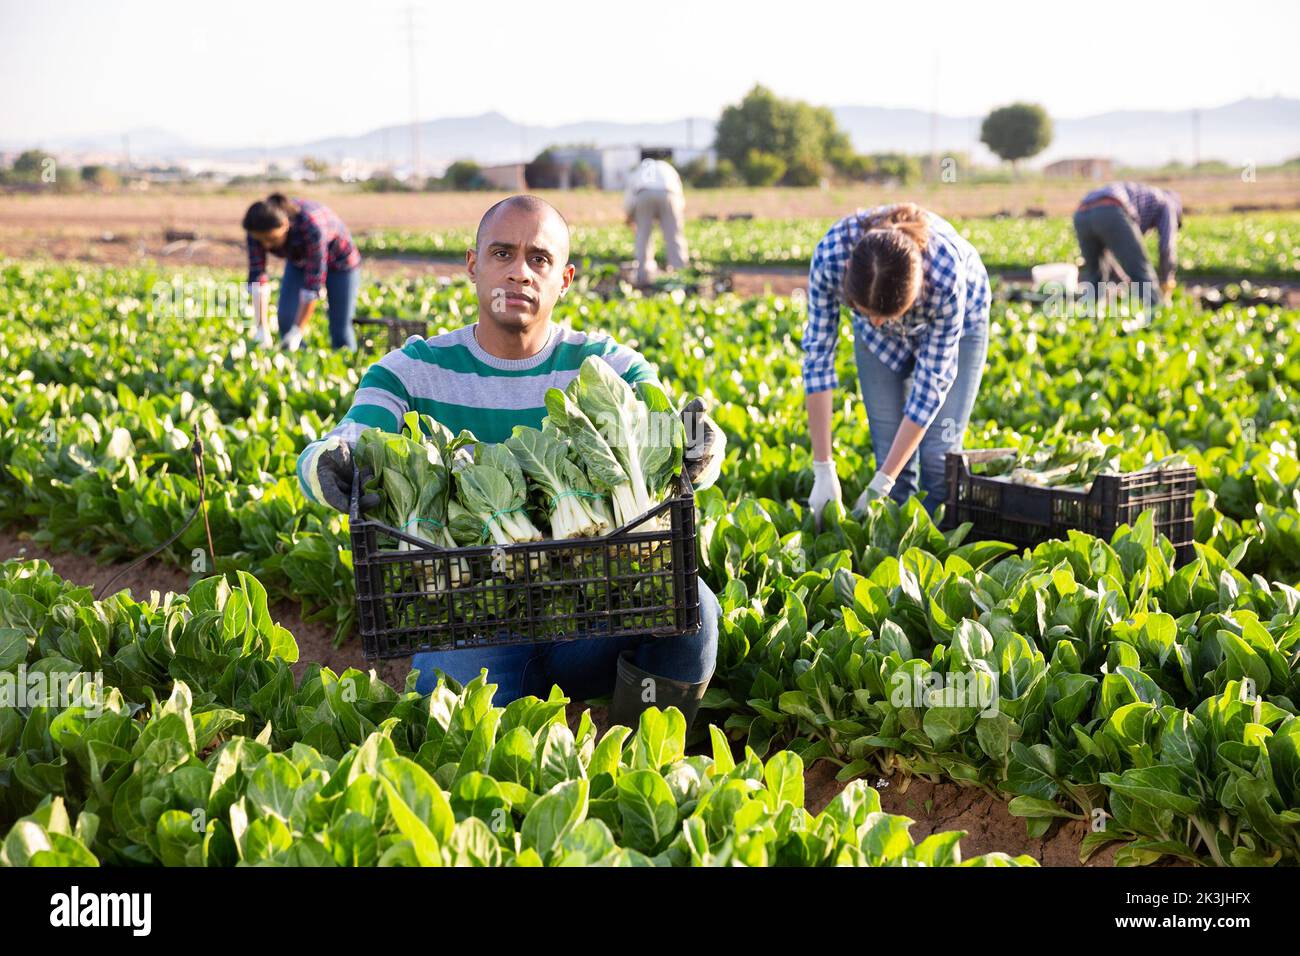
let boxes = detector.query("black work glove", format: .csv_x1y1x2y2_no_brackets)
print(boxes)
681,397,726,491
306,438,380,514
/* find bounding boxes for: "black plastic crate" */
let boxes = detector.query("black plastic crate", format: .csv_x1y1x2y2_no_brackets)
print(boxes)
349,472,700,660
944,448,1197,566
353,316,429,351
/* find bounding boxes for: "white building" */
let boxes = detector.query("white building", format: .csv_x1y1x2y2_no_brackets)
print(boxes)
546,145,715,190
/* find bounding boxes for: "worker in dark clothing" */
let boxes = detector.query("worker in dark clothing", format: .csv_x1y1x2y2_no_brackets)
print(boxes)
1073,181,1181,305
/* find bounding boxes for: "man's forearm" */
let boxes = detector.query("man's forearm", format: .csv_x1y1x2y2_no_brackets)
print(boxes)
806,389,835,461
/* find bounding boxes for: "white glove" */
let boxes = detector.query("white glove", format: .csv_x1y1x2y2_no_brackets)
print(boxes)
809,460,844,530
854,470,896,513
281,325,305,351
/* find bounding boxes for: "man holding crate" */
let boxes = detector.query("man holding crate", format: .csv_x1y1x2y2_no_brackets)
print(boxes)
296,195,724,730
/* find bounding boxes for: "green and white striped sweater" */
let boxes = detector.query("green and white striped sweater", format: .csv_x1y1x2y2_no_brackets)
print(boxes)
297,322,658,505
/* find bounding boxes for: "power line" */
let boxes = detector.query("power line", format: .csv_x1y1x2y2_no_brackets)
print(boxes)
406,4,421,178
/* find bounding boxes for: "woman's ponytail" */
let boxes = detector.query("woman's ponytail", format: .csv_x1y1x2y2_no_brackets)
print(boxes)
242,193,300,233
842,203,931,318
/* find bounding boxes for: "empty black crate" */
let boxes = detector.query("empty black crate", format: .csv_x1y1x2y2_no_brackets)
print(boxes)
353,316,429,351
944,448,1197,565
349,473,701,660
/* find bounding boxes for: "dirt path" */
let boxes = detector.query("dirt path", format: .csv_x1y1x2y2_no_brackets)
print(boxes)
0,526,411,687
0,226,817,297
3,176,1295,237
802,760,1121,867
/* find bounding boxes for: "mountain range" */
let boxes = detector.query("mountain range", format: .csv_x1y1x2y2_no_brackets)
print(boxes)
11,97,1300,170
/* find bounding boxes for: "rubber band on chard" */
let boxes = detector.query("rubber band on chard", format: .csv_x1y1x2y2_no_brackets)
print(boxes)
355,417,469,590
455,443,544,578
504,425,611,539
543,385,642,528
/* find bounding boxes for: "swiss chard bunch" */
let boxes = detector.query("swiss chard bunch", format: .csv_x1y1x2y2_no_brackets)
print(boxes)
544,357,684,530
454,443,545,580
504,425,611,539
356,412,474,589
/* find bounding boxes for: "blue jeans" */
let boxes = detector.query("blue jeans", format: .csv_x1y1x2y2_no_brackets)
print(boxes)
1073,204,1157,288
411,578,720,704
277,262,359,350
854,322,989,514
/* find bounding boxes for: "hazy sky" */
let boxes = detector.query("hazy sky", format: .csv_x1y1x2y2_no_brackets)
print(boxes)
2,0,1297,147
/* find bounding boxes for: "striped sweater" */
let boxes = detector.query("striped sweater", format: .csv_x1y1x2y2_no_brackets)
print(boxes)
297,322,658,503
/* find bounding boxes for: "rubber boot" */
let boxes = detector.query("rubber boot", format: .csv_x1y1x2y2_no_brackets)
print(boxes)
608,650,710,731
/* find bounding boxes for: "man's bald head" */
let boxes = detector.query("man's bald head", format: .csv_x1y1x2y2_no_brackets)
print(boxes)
466,194,576,336
475,194,570,262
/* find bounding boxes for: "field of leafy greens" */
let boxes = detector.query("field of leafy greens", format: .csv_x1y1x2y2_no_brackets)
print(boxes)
359,211,1300,279
2,560,1036,867
2,259,1300,866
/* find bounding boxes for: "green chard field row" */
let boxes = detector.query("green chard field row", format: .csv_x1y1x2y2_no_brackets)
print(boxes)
358,211,1300,279
0,560,1033,867
2,261,1300,865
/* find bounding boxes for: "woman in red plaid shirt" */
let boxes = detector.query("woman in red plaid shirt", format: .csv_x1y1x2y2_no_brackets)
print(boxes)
243,193,362,351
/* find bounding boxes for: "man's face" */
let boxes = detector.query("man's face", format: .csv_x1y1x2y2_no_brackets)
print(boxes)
251,225,289,252
467,205,574,331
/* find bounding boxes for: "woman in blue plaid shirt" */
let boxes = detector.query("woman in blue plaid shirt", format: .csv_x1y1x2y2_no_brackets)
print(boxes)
802,203,990,523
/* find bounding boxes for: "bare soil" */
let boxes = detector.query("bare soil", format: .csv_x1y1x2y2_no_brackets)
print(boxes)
0,526,411,687
5,176,1295,300
4,176,1296,241
803,760,1121,867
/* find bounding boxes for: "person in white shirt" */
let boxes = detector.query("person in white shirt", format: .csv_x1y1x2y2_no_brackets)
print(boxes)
623,158,689,285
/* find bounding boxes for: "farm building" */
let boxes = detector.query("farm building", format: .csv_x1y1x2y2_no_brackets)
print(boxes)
1043,157,1115,179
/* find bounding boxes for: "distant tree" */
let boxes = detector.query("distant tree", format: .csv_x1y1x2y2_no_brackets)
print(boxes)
742,149,786,187
710,159,742,188
980,103,1053,169
80,165,120,191
715,85,860,187
834,153,875,182
569,158,599,188
441,160,487,190
7,149,57,184
680,156,742,189
678,156,709,187
783,152,825,187
301,156,330,177
359,173,412,193
525,149,562,189
872,153,923,184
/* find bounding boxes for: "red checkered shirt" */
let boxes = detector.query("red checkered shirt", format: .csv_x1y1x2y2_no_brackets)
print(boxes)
246,198,361,295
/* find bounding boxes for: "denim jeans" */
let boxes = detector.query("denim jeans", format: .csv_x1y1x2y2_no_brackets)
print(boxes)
1073,204,1156,288
277,262,359,349
854,322,989,515
411,577,720,704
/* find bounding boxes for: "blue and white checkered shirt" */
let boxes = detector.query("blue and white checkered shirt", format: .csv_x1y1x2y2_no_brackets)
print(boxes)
802,208,991,428
1080,182,1181,281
